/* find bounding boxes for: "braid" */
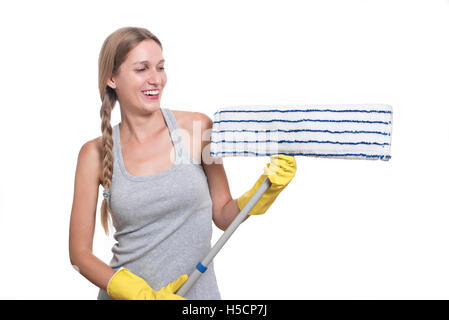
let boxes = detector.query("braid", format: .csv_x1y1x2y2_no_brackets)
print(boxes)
100,88,116,234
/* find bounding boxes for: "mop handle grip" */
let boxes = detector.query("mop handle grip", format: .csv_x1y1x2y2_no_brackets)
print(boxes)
176,177,272,297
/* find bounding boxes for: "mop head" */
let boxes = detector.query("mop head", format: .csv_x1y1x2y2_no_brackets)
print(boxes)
210,104,392,160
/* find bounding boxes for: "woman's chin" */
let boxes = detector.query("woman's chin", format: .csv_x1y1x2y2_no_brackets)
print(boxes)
141,102,161,114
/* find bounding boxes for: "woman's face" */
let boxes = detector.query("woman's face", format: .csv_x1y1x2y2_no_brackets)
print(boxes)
107,39,166,113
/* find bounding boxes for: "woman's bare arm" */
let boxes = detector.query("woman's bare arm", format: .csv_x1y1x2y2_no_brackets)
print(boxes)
69,139,115,291
197,113,249,231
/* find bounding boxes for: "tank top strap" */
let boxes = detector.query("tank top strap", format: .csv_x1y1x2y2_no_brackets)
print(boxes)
112,122,120,161
161,108,191,165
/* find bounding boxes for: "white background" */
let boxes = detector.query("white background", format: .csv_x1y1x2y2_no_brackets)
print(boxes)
0,0,448,299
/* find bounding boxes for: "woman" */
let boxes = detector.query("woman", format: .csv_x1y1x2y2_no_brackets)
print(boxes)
69,26,297,300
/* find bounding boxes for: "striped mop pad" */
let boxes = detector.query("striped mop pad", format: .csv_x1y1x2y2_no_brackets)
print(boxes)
210,104,392,160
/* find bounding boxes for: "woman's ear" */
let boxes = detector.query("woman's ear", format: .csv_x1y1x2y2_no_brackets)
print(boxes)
107,77,116,89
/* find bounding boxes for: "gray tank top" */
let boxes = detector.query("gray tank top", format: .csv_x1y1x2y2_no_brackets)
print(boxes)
97,108,221,300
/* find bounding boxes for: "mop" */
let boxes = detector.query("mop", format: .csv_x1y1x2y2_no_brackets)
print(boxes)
176,104,392,296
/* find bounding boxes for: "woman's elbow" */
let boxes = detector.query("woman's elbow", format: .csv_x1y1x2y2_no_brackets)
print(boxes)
69,247,82,269
213,215,227,231
69,244,90,270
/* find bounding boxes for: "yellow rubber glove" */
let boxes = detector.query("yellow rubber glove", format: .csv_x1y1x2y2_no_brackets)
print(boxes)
238,154,297,215
107,268,188,300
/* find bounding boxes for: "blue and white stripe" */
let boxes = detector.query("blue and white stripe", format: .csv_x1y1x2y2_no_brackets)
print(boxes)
210,104,393,160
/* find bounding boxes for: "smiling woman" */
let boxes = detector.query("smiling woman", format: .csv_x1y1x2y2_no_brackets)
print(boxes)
68,26,295,302
69,26,228,301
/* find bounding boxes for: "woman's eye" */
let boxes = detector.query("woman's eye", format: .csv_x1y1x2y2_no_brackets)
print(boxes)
136,67,165,72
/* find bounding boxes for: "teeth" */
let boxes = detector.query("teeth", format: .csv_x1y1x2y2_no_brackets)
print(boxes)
143,90,159,96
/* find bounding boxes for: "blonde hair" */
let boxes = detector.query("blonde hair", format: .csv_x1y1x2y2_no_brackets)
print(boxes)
98,27,163,234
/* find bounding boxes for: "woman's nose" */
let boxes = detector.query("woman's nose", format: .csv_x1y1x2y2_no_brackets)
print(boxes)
146,68,162,84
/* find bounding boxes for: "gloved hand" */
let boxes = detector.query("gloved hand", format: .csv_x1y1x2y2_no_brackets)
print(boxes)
238,154,297,215
107,268,188,300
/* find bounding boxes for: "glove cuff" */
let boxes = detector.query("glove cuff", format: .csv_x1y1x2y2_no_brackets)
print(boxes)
237,174,267,210
107,268,155,300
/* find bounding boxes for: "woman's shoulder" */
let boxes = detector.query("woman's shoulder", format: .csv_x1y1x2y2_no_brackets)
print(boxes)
77,136,104,185
79,137,103,160
86,136,104,156
171,109,213,131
